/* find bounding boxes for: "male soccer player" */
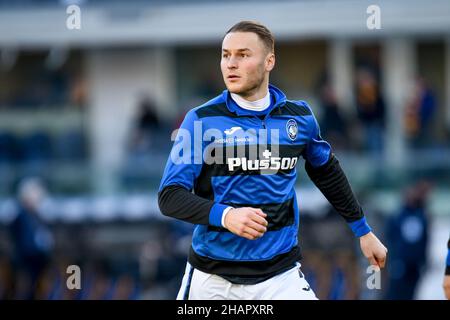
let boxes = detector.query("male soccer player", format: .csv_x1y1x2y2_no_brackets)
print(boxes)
158,21,387,300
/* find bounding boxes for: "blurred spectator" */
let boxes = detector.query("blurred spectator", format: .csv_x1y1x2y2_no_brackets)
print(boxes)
137,97,160,131
355,68,386,155
69,74,87,108
121,96,168,187
385,180,432,300
9,177,54,299
128,96,161,154
318,83,349,150
404,77,437,148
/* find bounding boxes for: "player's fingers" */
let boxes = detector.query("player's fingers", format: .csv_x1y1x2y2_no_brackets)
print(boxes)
248,212,268,227
249,208,267,217
375,245,387,263
378,258,386,269
237,230,254,240
241,231,260,240
376,253,387,268
245,219,267,234
368,256,380,272
242,227,264,240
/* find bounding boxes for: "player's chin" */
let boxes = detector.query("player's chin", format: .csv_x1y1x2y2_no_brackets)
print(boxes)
225,82,246,94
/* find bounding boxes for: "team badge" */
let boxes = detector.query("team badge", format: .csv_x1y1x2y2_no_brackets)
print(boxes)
286,119,298,141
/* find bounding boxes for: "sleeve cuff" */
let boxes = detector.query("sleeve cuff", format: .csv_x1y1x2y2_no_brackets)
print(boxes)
209,203,230,227
348,216,372,237
221,206,234,228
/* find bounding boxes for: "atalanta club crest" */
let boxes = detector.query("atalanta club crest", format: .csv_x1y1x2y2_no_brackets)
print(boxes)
286,119,298,141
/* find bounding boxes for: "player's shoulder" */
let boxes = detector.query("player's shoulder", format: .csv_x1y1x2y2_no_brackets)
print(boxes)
190,93,235,119
283,99,314,117
180,95,223,121
283,100,319,134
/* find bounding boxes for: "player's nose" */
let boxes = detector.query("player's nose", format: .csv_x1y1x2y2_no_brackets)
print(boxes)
227,57,238,69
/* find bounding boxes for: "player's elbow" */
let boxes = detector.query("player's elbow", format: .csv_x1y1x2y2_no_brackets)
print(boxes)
158,185,181,218
158,188,171,217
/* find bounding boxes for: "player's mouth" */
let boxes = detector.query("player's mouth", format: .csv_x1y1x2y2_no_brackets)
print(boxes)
227,75,240,81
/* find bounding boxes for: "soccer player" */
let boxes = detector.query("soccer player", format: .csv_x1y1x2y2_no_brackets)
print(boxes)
158,21,387,300
444,237,450,299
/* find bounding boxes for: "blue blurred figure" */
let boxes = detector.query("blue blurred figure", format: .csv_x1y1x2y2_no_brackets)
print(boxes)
9,177,54,299
385,181,431,300
405,77,437,148
355,68,386,156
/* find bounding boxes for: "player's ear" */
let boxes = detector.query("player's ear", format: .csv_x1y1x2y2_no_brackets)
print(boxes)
265,52,275,72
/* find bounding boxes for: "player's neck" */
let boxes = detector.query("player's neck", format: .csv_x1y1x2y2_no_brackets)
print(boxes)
231,90,270,112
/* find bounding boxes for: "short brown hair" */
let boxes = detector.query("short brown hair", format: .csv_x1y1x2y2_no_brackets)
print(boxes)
225,21,275,53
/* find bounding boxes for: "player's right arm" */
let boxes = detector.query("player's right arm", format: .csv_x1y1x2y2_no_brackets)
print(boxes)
158,109,267,239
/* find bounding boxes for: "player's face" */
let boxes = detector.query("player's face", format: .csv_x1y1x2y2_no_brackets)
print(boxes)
221,32,274,99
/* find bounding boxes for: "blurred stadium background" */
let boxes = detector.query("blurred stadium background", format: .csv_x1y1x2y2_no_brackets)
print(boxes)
0,0,449,300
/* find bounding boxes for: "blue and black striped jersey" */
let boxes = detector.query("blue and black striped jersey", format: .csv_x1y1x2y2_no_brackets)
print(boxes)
158,84,371,283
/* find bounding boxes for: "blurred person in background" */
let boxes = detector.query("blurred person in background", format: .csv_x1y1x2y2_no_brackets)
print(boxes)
404,77,437,149
123,95,164,184
136,95,161,133
385,180,431,299
355,68,385,155
128,95,161,153
443,237,450,299
318,83,349,151
9,177,54,299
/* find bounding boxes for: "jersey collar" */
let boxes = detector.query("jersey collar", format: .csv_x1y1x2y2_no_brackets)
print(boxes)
222,84,287,117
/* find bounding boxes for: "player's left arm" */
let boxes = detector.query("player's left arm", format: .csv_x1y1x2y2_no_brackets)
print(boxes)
301,101,387,270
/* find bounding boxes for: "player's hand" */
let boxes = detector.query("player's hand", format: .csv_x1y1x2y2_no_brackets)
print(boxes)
360,232,388,272
443,275,450,300
224,207,268,240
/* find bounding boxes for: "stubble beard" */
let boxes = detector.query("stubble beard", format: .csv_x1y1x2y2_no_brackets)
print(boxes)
227,65,267,100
